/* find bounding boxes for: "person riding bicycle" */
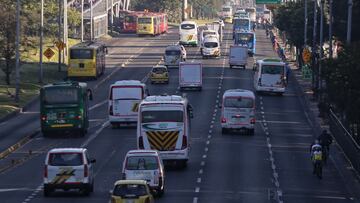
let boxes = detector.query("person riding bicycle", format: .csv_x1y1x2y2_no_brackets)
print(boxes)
310,139,323,177
318,129,333,152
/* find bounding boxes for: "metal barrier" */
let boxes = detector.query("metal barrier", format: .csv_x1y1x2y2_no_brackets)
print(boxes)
329,108,360,171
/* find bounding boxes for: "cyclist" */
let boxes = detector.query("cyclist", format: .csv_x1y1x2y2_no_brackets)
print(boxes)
318,129,333,152
310,140,323,178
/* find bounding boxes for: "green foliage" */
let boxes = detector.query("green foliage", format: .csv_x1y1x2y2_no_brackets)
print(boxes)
332,0,360,42
131,0,182,22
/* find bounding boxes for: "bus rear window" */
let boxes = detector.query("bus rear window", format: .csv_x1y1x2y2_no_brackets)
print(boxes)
70,49,93,59
43,88,79,104
235,19,250,27
224,97,254,108
261,65,284,75
48,153,83,166
142,110,183,123
126,156,158,170
181,24,195,30
138,18,152,24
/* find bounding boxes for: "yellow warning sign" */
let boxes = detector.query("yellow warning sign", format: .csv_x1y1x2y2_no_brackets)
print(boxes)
302,47,311,64
44,48,55,60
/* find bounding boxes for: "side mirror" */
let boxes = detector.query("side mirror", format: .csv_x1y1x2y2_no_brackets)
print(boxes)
87,89,93,101
90,158,96,163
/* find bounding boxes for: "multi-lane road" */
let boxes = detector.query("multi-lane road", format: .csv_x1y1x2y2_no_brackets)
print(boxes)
0,24,360,203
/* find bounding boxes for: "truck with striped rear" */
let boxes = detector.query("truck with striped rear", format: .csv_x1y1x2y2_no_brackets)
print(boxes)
137,95,193,167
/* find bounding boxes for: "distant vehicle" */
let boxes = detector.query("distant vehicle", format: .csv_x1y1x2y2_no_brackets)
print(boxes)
110,180,154,203
108,80,148,128
253,58,286,95
233,17,251,36
150,65,169,84
179,21,198,46
201,35,221,58
68,41,106,79
200,29,219,49
245,7,257,23
122,11,139,33
179,62,203,90
137,95,193,167
220,89,256,135
121,150,165,196
229,45,248,69
221,5,233,18
43,148,96,196
136,12,168,36
164,45,186,67
234,31,256,56
263,9,272,23
224,16,233,24
40,81,93,137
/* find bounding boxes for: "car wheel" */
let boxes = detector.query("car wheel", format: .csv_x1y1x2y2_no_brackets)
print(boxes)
221,128,228,134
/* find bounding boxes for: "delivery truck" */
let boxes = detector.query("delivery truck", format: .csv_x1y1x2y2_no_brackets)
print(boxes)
179,62,202,91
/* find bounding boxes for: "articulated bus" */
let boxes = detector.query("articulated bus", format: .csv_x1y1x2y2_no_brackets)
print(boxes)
137,95,193,167
136,12,168,36
68,42,106,79
40,81,93,137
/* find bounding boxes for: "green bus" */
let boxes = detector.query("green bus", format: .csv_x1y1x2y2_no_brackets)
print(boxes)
40,81,93,137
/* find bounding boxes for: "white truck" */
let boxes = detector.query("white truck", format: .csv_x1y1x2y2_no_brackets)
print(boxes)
179,62,202,90
229,45,248,69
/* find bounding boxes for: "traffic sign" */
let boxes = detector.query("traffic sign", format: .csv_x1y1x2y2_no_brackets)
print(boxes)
256,0,281,4
302,47,311,64
44,48,55,60
55,41,66,51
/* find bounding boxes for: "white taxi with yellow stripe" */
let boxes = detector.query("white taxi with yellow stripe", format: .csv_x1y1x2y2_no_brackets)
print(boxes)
43,148,96,196
201,35,221,58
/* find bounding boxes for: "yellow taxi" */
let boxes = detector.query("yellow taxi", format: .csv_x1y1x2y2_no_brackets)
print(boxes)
150,65,169,84
110,180,154,203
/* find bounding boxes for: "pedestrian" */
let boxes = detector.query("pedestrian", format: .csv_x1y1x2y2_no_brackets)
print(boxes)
285,62,290,85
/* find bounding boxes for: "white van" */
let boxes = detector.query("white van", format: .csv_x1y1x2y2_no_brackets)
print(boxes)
122,150,165,196
253,58,286,95
200,29,219,46
179,21,198,47
137,95,193,167
201,35,220,58
220,89,256,135
43,148,96,196
109,80,148,128
179,62,202,90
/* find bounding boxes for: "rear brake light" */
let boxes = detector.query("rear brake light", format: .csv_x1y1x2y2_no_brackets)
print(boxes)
84,164,88,177
221,117,226,123
41,115,47,121
75,115,82,120
44,165,48,178
109,105,113,116
250,118,256,124
138,136,144,149
181,136,187,149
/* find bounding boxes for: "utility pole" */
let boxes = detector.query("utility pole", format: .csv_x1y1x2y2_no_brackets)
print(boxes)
304,0,308,46
15,0,21,103
347,0,353,44
58,0,62,72
81,0,84,42
318,0,324,98
90,0,93,40
312,0,317,92
111,0,114,33
182,0,188,21
63,0,68,65
329,0,333,58
39,0,44,84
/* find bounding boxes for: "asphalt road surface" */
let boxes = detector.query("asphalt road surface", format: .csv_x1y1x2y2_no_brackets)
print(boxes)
0,24,360,203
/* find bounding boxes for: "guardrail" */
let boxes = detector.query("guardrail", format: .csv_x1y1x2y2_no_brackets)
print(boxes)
328,108,360,172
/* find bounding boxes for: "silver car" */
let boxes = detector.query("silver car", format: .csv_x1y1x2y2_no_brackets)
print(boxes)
164,45,186,68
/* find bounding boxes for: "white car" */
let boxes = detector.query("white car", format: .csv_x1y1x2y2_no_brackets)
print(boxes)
122,150,165,196
43,148,96,196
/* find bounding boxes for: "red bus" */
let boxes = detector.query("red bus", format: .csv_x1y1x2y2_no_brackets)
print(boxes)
122,12,140,33
158,13,168,34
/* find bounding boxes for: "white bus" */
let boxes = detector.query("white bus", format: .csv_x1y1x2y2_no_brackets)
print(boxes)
179,21,198,47
253,58,286,95
137,95,193,167
109,80,148,128
221,5,233,18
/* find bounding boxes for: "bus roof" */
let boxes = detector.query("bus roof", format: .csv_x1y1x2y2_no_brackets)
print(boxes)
223,89,255,98
70,41,105,49
111,80,145,87
42,81,87,89
141,95,187,105
181,21,197,25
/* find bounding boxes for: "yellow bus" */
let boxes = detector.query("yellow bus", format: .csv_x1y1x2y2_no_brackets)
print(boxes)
68,42,106,79
136,14,160,36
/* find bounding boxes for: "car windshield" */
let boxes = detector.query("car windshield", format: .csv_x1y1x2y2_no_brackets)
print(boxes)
113,184,147,197
181,24,195,30
165,50,181,55
204,42,218,48
203,32,216,37
70,49,93,59
152,67,166,74
48,153,83,166
261,65,284,75
138,18,152,24
224,97,254,108
126,156,158,170
43,87,79,105
142,110,183,123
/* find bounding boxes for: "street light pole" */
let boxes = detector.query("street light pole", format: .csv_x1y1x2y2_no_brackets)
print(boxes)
39,0,44,84
90,0,93,40
347,0,353,44
304,0,308,46
329,0,333,58
15,0,21,103
81,0,84,42
312,0,317,91
58,0,62,72
318,0,324,97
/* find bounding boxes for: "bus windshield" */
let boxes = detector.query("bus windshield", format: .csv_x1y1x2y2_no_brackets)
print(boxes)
141,110,183,123
125,15,136,23
223,7,231,12
70,49,93,59
236,33,254,48
261,65,284,75
43,88,79,105
138,18,152,24
181,24,195,30
224,97,254,108
235,19,250,27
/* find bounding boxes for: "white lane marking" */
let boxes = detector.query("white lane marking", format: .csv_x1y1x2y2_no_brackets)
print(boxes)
0,188,30,192
195,187,200,193
197,178,202,183
89,100,107,110
202,154,207,159
201,161,205,166
199,169,203,174
193,197,198,203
